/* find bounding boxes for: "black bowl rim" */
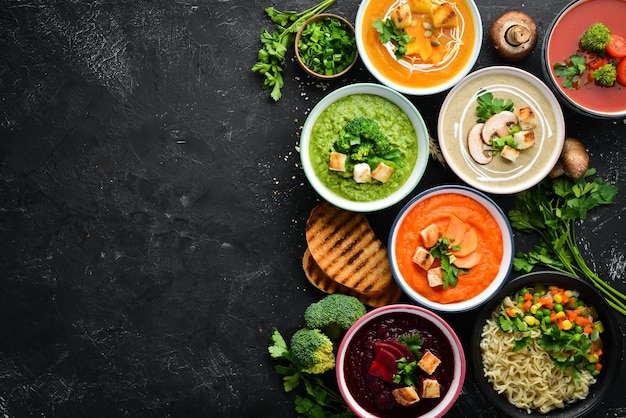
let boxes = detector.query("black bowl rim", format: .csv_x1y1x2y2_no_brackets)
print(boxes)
471,271,622,418
541,0,626,119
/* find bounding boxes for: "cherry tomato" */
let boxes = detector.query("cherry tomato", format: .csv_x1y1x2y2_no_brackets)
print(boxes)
617,58,626,86
584,52,609,70
606,33,626,58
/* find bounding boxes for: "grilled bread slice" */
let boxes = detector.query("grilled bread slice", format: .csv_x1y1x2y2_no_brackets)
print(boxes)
302,248,402,308
305,202,395,296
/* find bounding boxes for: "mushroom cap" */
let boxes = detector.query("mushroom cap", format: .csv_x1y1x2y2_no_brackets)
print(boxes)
549,137,589,179
489,11,538,61
481,111,518,144
467,123,492,164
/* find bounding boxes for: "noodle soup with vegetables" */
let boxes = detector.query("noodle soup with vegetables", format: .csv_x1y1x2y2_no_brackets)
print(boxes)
480,282,604,414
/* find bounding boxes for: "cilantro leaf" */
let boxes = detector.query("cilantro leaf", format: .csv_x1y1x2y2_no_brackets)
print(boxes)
373,18,411,60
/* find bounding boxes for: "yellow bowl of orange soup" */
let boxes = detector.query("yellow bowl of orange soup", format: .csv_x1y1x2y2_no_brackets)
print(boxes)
355,0,482,95
388,185,514,312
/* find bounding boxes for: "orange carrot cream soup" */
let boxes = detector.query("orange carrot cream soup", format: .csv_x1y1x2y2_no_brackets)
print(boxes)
395,193,503,303
361,0,477,89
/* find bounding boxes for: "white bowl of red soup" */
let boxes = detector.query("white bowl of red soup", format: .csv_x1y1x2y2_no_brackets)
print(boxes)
388,185,514,313
300,83,429,212
336,304,466,418
543,0,626,118
437,66,565,195
355,0,482,95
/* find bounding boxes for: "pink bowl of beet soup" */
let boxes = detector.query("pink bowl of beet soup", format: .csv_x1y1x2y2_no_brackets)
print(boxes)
336,304,465,418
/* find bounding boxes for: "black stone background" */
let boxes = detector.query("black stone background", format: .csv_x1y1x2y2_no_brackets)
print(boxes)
1,0,625,417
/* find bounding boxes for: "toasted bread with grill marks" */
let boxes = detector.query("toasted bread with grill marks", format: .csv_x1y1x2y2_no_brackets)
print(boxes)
305,202,395,296
302,248,402,308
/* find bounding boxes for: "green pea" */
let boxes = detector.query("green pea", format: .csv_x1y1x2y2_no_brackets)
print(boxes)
575,325,583,334
517,295,525,305
543,316,552,324
554,303,563,312
542,308,551,317
535,311,544,320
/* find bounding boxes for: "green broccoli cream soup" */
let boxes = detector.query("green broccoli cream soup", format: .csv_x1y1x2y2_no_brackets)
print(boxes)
309,94,419,202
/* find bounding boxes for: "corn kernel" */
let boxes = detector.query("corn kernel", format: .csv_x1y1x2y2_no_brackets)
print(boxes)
565,290,575,298
530,304,540,314
524,316,537,326
553,294,563,304
561,319,573,330
556,311,566,319
594,322,604,332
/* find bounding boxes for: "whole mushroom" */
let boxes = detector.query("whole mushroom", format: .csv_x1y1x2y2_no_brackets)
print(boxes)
549,137,589,180
489,11,538,61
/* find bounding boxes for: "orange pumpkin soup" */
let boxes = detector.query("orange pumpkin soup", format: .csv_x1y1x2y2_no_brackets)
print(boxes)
394,193,503,303
361,0,477,89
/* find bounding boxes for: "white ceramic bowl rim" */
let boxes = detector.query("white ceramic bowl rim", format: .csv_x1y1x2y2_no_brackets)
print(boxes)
388,185,514,312
542,0,626,119
355,0,483,96
336,304,466,418
300,83,429,212
437,66,565,195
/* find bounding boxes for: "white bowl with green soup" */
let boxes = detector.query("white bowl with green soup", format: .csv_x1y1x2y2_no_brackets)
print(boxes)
300,83,429,212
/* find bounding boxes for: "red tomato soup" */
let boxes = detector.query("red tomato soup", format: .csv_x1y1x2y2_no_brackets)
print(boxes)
394,193,503,304
547,0,626,113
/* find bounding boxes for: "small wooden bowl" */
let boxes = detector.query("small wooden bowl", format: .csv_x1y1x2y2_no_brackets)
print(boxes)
294,13,358,80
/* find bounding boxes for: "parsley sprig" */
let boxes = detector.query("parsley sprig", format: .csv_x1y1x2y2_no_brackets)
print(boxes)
252,0,335,101
475,89,514,123
430,237,468,288
508,169,626,315
268,328,355,418
372,18,411,60
553,54,587,89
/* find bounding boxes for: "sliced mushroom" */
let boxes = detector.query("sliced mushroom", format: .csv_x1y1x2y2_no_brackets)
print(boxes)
467,123,492,164
549,137,589,180
481,111,518,144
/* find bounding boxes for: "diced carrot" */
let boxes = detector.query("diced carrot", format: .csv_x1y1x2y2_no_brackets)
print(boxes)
574,316,593,327
566,310,578,321
505,308,516,317
595,363,603,371
538,297,553,309
523,292,533,301
523,300,532,312
583,326,594,334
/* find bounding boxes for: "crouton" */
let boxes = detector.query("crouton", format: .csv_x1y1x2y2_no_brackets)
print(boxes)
392,386,420,406
390,3,412,29
413,246,435,270
516,107,537,130
422,379,441,398
513,130,535,150
417,350,441,375
371,162,394,183
500,145,520,162
329,152,347,171
420,224,441,248
353,163,371,183
427,266,444,287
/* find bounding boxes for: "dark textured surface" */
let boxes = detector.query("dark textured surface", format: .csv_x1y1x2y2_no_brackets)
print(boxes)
0,0,625,417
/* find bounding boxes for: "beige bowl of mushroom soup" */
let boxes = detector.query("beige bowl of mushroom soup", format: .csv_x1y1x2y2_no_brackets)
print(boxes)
437,66,565,194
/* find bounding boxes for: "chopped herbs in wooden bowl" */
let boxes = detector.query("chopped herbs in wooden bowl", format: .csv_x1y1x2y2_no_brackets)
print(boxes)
295,13,358,79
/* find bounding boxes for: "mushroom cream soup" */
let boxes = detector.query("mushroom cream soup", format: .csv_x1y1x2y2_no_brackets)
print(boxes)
308,94,418,202
438,70,561,192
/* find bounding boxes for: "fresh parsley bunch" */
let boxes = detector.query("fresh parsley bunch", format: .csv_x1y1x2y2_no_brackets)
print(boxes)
268,328,355,418
508,169,626,315
252,0,335,101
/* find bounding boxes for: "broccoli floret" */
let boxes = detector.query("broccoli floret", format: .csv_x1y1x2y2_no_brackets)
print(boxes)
344,117,380,137
593,63,617,86
334,133,353,154
304,294,367,340
350,142,374,162
371,131,392,155
289,328,335,374
580,23,611,53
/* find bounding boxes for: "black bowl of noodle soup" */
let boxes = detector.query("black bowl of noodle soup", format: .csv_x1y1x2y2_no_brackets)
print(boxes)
471,271,621,418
